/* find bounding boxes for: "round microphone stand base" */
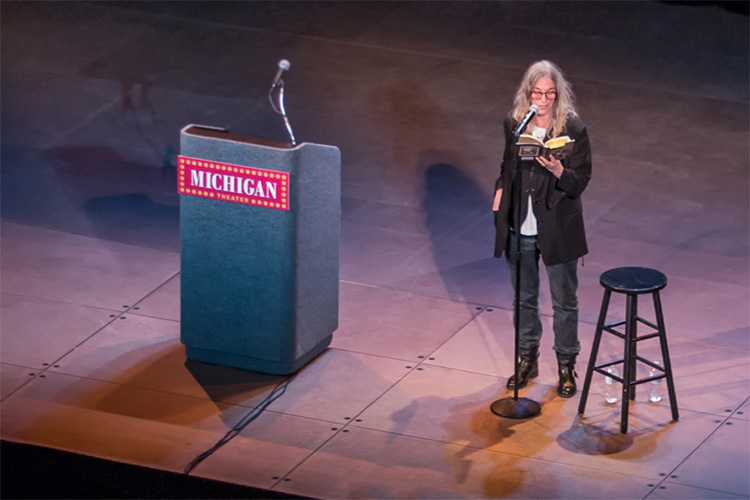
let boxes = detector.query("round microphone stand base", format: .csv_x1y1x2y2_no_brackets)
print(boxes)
490,396,542,419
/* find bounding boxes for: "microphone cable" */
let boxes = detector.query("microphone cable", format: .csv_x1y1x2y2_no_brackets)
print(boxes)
183,373,295,475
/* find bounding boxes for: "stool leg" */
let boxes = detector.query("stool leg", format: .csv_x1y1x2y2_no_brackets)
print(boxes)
653,291,679,422
629,294,638,402
621,293,637,433
578,289,611,415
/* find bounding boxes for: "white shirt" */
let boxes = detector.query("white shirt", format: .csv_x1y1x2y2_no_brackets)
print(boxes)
519,126,546,236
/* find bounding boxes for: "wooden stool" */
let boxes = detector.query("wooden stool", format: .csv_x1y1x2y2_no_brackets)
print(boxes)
578,267,679,433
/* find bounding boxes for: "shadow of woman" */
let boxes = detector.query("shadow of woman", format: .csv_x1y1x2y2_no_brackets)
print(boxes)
421,159,500,303
439,384,558,497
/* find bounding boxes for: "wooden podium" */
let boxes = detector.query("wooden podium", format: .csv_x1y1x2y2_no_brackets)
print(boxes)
178,125,340,374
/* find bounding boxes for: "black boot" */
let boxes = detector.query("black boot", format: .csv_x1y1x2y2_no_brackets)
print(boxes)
506,346,539,390
556,352,578,398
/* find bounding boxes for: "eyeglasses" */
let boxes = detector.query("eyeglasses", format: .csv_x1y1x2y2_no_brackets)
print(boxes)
530,90,557,100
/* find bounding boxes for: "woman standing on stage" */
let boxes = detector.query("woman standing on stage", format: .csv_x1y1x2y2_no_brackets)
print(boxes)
493,60,592,398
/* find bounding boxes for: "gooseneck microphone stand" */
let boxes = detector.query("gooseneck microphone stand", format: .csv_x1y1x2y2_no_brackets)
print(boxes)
491,115,542,419
268,59,297,146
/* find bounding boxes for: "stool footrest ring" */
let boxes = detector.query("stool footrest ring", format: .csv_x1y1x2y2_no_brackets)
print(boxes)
603,326,626,339
637,316,659,330
593,366,623,383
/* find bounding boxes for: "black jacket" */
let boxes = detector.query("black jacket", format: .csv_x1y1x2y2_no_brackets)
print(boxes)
494,114,592,265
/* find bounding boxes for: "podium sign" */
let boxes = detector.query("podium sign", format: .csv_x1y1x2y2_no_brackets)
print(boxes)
178,156,290,210
179,125,340,374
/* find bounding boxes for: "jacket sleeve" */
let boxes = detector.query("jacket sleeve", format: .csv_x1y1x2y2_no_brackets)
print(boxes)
495,117,517,192
554,115,592,199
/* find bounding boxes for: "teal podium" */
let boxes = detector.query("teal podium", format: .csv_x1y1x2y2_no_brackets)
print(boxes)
178,125,340,374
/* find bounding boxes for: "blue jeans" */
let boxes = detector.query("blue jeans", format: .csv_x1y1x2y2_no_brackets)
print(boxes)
505,232,580,356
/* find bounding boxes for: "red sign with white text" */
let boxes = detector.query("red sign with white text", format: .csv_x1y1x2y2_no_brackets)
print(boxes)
178,155,289,211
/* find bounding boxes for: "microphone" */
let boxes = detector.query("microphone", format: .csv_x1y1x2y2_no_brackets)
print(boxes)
267,58,297,146
271,59,290,89
513,104,539,137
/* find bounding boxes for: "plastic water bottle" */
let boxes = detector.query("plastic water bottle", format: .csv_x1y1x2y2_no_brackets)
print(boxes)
649,362,662,403
605,367,618,404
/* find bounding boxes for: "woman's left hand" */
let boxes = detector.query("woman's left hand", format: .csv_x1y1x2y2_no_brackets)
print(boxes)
536,155,563,178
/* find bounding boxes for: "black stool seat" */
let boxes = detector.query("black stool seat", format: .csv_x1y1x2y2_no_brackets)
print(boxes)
600,267,667,294
578,267,678,433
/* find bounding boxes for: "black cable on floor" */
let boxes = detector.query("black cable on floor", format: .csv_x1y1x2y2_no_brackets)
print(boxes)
183,374,295,475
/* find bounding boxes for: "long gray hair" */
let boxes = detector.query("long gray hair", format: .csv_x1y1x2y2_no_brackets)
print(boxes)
511,60,578,139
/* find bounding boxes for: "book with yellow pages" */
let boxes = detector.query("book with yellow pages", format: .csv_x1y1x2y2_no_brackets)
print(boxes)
516,135,575,160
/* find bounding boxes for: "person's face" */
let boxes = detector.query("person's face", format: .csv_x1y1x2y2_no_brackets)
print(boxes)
530,76,557,119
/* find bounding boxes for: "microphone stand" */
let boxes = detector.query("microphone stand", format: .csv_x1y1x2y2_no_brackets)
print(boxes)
268,78,296,146
491,120,542,420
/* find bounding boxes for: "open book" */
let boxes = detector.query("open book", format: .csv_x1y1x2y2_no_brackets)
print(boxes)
516,135,575,160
